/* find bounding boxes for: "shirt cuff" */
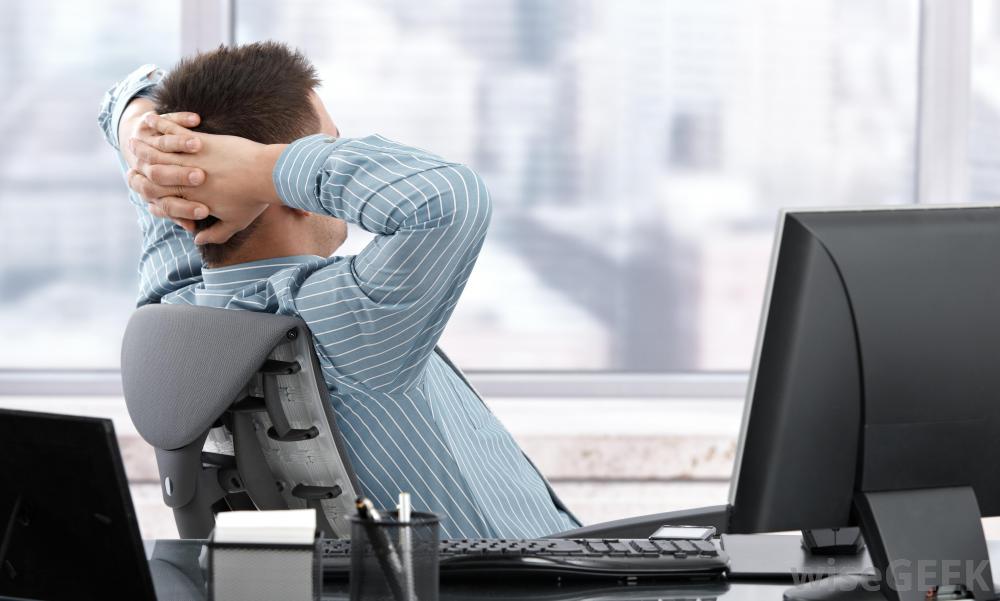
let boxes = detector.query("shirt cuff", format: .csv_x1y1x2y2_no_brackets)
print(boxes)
107,64,165,151
272,133,341,211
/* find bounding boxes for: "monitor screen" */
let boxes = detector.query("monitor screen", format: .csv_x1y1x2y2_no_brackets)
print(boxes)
0,409,156,600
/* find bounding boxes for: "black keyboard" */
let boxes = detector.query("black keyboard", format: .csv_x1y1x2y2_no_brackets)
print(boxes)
321,537,729,579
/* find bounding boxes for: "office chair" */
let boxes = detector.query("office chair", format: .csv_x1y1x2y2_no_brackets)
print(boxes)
121,304,361,539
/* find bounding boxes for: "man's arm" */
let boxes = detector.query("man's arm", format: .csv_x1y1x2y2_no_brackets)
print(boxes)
97,65,204,305
277,135,493,392
128,125,492,392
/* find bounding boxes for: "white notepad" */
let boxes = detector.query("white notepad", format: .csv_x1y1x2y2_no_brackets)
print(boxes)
214,509,317,545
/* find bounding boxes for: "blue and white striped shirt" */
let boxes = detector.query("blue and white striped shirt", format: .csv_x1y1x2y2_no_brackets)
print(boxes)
99,64,579,539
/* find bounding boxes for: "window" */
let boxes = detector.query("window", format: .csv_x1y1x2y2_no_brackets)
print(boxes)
0,0,919,374
0,0,180,368
237,0,919,372
971,0,1000,202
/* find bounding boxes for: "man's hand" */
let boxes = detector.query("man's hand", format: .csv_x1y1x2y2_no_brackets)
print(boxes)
127,113,287,245
118,100,208,232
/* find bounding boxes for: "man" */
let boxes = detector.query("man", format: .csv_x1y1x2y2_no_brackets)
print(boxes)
99,42,579,538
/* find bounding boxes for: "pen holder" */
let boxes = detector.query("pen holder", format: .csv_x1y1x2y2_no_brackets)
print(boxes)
207,534,322,601
350,511,440,601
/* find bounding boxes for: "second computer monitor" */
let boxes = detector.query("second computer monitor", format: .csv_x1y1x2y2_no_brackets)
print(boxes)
728,206,1000,534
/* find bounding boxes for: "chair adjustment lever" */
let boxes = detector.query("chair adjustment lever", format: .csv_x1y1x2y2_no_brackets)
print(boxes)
261,368,319,442
266,425,320,442
259,360,301,375
230,395,266,413
291,484,343,500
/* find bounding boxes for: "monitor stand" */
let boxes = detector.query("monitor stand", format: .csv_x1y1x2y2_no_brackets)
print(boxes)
785,487,994,601
803,527,866,555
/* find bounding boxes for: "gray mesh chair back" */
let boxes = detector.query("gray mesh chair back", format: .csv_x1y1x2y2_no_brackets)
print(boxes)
121,304,360,539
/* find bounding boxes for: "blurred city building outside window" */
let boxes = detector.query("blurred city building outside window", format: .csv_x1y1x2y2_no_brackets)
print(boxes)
237,0,918,372
0,0,180,368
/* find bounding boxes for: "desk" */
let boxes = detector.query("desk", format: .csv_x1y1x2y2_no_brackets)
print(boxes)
144,536,1000,601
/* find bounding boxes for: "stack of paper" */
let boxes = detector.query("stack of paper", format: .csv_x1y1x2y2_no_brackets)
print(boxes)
211,509,318,601
214,509,317,545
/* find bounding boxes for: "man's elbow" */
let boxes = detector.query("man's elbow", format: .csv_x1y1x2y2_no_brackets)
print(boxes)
446,164,493,234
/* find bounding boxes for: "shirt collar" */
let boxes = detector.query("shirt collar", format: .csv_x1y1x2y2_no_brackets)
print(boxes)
201,255,325,288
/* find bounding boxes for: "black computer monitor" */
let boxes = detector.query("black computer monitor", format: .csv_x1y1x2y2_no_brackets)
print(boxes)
0,409,157,600
728,207,1000,601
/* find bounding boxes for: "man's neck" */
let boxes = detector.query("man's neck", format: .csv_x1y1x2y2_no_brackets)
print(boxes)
204,220,325,267
206,249,322,269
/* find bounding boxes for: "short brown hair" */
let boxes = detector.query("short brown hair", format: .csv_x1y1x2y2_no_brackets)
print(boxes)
154,41,322,266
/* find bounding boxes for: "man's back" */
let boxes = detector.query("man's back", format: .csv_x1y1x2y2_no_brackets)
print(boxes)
165,251,577,538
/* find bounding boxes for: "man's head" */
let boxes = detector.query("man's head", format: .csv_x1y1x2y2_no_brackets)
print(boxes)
154,41,346,267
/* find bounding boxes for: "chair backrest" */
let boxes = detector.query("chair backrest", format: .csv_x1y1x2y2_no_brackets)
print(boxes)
121,304,360,539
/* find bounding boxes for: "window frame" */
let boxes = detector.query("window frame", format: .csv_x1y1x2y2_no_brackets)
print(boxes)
0,368,749,399
916,0,972,204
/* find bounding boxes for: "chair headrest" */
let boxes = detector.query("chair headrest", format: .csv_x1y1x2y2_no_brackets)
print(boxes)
121,304,305,450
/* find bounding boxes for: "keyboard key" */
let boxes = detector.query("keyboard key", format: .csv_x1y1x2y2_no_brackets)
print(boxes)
586,542,610,554
674,540,697,553
652,540,677,553
630,540,660,554
693,540,718,556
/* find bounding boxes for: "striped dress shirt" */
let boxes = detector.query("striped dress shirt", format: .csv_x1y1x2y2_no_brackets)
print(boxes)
99,64,579,538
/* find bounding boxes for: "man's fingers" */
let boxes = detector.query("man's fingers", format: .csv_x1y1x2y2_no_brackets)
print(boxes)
149,205,195,234
171,217,198,233
148,201,167,219
143,112,194,137
154,133,201,153
134,112,201,153
151,195,210,221
128,169,170,200
128,170,209,220
139,162,205,186
130,137,189,166
147,202,198,232
132,132,201,154
159,112,201,128
194,220,241,245
150,200,198,233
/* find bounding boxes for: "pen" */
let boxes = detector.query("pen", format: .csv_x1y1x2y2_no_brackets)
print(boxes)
356,497,407,601
397,492,415,600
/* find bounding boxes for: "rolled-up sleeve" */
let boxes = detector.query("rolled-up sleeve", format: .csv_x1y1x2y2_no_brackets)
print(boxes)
97,64,164,151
